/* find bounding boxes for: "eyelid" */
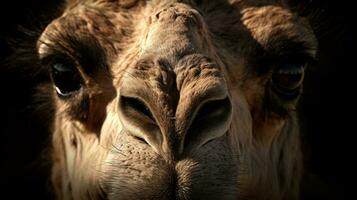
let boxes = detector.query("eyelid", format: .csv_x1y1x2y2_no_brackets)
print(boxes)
40,53,79,72
268,53,317,73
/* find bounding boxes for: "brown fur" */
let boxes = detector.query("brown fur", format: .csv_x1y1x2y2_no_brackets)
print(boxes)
29,0,318,199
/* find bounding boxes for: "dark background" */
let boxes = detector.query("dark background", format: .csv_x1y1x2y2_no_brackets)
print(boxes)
0,0,355,199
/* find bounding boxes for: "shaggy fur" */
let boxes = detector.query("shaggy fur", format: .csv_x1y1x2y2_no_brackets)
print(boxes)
8,0,318,199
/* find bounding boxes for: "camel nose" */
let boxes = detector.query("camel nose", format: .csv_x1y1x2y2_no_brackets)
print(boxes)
117,69,232,156
175,79,232,154
118,90,232,154
118,93,164,154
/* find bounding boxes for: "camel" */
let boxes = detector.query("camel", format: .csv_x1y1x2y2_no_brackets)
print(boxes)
33,0,317,199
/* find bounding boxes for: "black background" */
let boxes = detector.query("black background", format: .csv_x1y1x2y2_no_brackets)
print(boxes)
0,0,355,199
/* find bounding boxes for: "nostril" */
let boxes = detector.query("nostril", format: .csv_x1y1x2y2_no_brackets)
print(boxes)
194,97,231,121
118,94,162,153
120,96,155,121
183,97,232,152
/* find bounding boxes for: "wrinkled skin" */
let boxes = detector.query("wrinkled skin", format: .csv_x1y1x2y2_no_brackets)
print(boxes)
37,0,317,199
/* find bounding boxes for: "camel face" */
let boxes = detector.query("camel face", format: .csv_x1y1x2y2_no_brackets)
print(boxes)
37,0,317,199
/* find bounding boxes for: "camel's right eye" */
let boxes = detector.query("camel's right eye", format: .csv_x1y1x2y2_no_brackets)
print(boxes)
51,62,82,98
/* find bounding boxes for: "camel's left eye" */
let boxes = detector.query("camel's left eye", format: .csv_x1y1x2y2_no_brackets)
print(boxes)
271,63,306,99
51,62,82,98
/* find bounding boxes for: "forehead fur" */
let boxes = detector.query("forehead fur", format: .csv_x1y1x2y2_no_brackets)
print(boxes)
39,0,317,63
240,5,317,56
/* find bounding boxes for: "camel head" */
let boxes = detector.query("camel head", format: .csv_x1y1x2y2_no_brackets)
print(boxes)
37,0,317,199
